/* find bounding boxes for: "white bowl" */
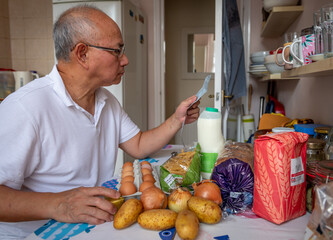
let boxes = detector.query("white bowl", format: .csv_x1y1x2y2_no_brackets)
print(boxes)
309,53,324,62
263,0,299,12
264,62,284,74
251,51,270,57
264,54,283,64
250,51,270,64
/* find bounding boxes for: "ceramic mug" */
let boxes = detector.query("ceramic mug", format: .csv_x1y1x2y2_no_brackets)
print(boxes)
289,34,315,67
282,40,302,68
277,42,293,70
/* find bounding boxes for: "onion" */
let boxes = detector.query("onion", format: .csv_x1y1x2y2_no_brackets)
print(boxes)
140,186,167,211
168,187,192,213
192,180,222,205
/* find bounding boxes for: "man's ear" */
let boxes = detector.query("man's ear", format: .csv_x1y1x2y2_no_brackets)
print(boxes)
72,43,89,69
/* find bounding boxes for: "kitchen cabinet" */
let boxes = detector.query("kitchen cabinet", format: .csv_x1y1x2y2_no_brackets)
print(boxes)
260,57,333,81
261,6,304,37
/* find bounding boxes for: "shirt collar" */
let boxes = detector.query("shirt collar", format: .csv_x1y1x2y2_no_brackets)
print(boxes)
50,65,108,108
50,65,75,107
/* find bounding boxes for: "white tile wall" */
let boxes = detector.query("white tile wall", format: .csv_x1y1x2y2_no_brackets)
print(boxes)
8,0,55,75
0,0,11,69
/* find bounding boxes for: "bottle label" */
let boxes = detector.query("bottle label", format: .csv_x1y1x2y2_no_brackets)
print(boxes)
200,152,218,173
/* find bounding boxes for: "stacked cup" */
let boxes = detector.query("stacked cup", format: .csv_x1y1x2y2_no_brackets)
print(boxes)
276,32,297,70
321,3,333,58
313,10,324,61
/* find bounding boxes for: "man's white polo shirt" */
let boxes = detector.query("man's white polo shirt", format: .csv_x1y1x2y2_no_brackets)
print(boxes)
0,65,140,239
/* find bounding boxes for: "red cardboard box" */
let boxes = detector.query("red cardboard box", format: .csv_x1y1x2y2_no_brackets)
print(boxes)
253,132,309,224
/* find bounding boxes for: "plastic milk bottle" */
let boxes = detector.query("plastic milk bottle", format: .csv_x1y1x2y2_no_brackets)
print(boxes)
197,107,225,179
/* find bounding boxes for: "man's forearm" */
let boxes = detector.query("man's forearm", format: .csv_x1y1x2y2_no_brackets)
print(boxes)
0,185,55,222
140,113,182,154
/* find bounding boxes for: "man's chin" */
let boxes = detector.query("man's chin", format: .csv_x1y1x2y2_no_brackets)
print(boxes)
104,78,122,86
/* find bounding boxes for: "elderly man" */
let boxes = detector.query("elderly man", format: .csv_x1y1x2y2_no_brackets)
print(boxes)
0,5,200,239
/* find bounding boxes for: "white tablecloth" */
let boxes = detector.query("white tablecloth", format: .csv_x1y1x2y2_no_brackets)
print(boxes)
25,145,310,240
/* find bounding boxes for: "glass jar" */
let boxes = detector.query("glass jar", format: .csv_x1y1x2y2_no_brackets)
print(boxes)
310,161,333,213
314,127,330,142
315,160,333,185
325,128,333,160
307,138,326,167
306,172,316,212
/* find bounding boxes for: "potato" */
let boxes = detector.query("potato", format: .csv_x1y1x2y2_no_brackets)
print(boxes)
187,196,221,224
137,209,177,230
175,209,199,240
113,198,143,229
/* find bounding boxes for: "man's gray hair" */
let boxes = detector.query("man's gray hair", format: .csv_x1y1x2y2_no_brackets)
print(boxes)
53,5,101,62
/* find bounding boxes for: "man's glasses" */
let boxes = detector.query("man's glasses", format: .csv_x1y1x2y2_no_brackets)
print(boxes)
72,43,125,58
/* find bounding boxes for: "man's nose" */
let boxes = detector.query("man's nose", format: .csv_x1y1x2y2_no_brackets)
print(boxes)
120,54,129,66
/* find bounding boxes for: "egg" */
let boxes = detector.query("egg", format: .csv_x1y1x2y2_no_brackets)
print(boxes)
140,160,150,166
139,181,155,192
121,171,134,179
123,162,133,168
121,175,134,183
141,164,153,171
141,168,152,176
122,165,134,173
119,182,137,196
142,174,155,183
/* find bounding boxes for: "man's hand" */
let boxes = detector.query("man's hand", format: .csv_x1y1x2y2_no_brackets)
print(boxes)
52,186,121,225
174,95,201,125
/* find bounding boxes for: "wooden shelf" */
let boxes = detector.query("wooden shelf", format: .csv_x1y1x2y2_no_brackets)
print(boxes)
258,57,333,80
281,57,333,78
260,73,299,81
261,6,304,37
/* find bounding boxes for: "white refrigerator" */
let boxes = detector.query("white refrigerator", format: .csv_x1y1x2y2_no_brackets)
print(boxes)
52,0,148,173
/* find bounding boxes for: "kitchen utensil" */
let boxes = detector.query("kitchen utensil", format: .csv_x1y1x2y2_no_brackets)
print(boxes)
248,84,252,112
265,100,275,113
259,96,265,124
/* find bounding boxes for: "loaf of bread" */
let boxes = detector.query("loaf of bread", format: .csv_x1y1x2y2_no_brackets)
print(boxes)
211,141,254,214
215,141,254,171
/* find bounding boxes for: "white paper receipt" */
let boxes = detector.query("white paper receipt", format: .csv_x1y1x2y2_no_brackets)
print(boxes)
290,156,305,186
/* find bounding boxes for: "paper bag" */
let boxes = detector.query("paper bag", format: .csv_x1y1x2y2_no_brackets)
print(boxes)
253,132,308,224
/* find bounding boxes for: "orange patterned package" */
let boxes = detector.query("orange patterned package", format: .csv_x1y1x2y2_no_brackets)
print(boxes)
253,132,309,224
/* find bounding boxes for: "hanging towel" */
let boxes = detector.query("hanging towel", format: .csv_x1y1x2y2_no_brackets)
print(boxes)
223,0,246,101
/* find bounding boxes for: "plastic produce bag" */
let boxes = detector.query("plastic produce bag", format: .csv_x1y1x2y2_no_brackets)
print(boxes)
211,142,254,214
304,182,333,240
